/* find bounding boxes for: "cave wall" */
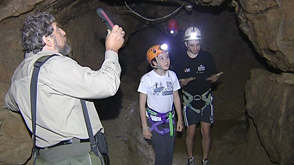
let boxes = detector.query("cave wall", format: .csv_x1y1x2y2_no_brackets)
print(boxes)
235,0,294,164
245,69,294,164
234,0,294,72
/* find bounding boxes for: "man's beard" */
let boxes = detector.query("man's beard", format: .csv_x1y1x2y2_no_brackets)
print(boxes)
53,36,72,56
58,42,71,56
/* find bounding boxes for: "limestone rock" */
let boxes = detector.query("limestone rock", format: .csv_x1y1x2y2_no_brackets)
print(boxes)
235,0,294,72
245,68,294,164
0,109,33,164
0,0,44,22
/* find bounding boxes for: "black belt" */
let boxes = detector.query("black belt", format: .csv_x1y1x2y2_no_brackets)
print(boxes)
48,138,90,148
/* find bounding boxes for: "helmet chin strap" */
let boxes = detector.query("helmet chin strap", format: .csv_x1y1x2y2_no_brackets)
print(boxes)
156,65,163,70
152,57,163,70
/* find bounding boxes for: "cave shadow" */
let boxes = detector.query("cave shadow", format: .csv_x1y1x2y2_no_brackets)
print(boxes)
92,33,125,121
93,88,123,120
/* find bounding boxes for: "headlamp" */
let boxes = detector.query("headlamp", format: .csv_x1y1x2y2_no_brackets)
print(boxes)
190,33,201,40
184,26,202,41
159,43,168,51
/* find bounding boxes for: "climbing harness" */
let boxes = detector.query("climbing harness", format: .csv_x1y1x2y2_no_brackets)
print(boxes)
146,106,175,137
182,89,212,115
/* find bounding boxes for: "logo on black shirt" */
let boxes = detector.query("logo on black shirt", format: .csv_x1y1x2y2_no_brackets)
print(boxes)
184,68,191,73
197,65,205,74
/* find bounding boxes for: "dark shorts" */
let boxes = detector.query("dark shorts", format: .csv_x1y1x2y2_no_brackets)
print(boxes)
183,103,214,126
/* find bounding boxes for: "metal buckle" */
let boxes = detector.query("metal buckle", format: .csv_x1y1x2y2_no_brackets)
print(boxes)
193,95,201,101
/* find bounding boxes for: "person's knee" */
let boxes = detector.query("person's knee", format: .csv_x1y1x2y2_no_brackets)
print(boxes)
187,127,196,139
201,129,210,139
187,132,195,140
200,126,210,139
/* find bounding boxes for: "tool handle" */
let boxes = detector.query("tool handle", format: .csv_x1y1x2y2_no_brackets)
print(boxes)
96,8,114,30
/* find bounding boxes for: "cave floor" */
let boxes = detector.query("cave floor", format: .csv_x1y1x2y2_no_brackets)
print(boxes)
103,110,246,165
173,119,246,165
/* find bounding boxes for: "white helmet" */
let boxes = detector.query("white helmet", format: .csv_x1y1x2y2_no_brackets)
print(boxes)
183,27,201,41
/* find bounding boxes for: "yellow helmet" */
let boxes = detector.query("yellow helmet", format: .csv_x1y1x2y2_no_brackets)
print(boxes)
146,44,168,63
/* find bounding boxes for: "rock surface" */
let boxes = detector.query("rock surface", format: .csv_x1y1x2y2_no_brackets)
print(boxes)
246,69,294,164
234,0,294,72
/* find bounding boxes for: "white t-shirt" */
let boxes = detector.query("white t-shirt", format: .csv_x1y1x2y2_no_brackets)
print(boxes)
137,70,181,121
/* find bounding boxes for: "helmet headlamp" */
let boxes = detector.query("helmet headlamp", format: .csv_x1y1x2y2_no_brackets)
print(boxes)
184,27,202,41
189,33,201,40
159,43,168,51
146,44,169,63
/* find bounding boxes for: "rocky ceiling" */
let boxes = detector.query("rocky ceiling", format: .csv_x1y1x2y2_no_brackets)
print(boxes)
0,0,294,165
1,0,294,72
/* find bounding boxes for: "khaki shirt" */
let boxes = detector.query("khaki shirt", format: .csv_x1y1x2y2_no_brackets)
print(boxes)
5,50,121,148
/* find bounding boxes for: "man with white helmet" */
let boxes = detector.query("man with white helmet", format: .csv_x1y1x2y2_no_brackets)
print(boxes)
173,27,223,165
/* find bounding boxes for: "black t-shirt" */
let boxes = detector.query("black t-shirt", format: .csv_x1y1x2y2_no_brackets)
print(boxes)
173,49,217,96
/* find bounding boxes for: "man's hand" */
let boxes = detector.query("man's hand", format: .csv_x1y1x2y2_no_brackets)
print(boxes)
105,25,125,53
206,72,223,83
179,77,196,87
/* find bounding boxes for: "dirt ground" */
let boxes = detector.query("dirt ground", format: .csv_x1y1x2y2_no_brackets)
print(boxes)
172,120,247,165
